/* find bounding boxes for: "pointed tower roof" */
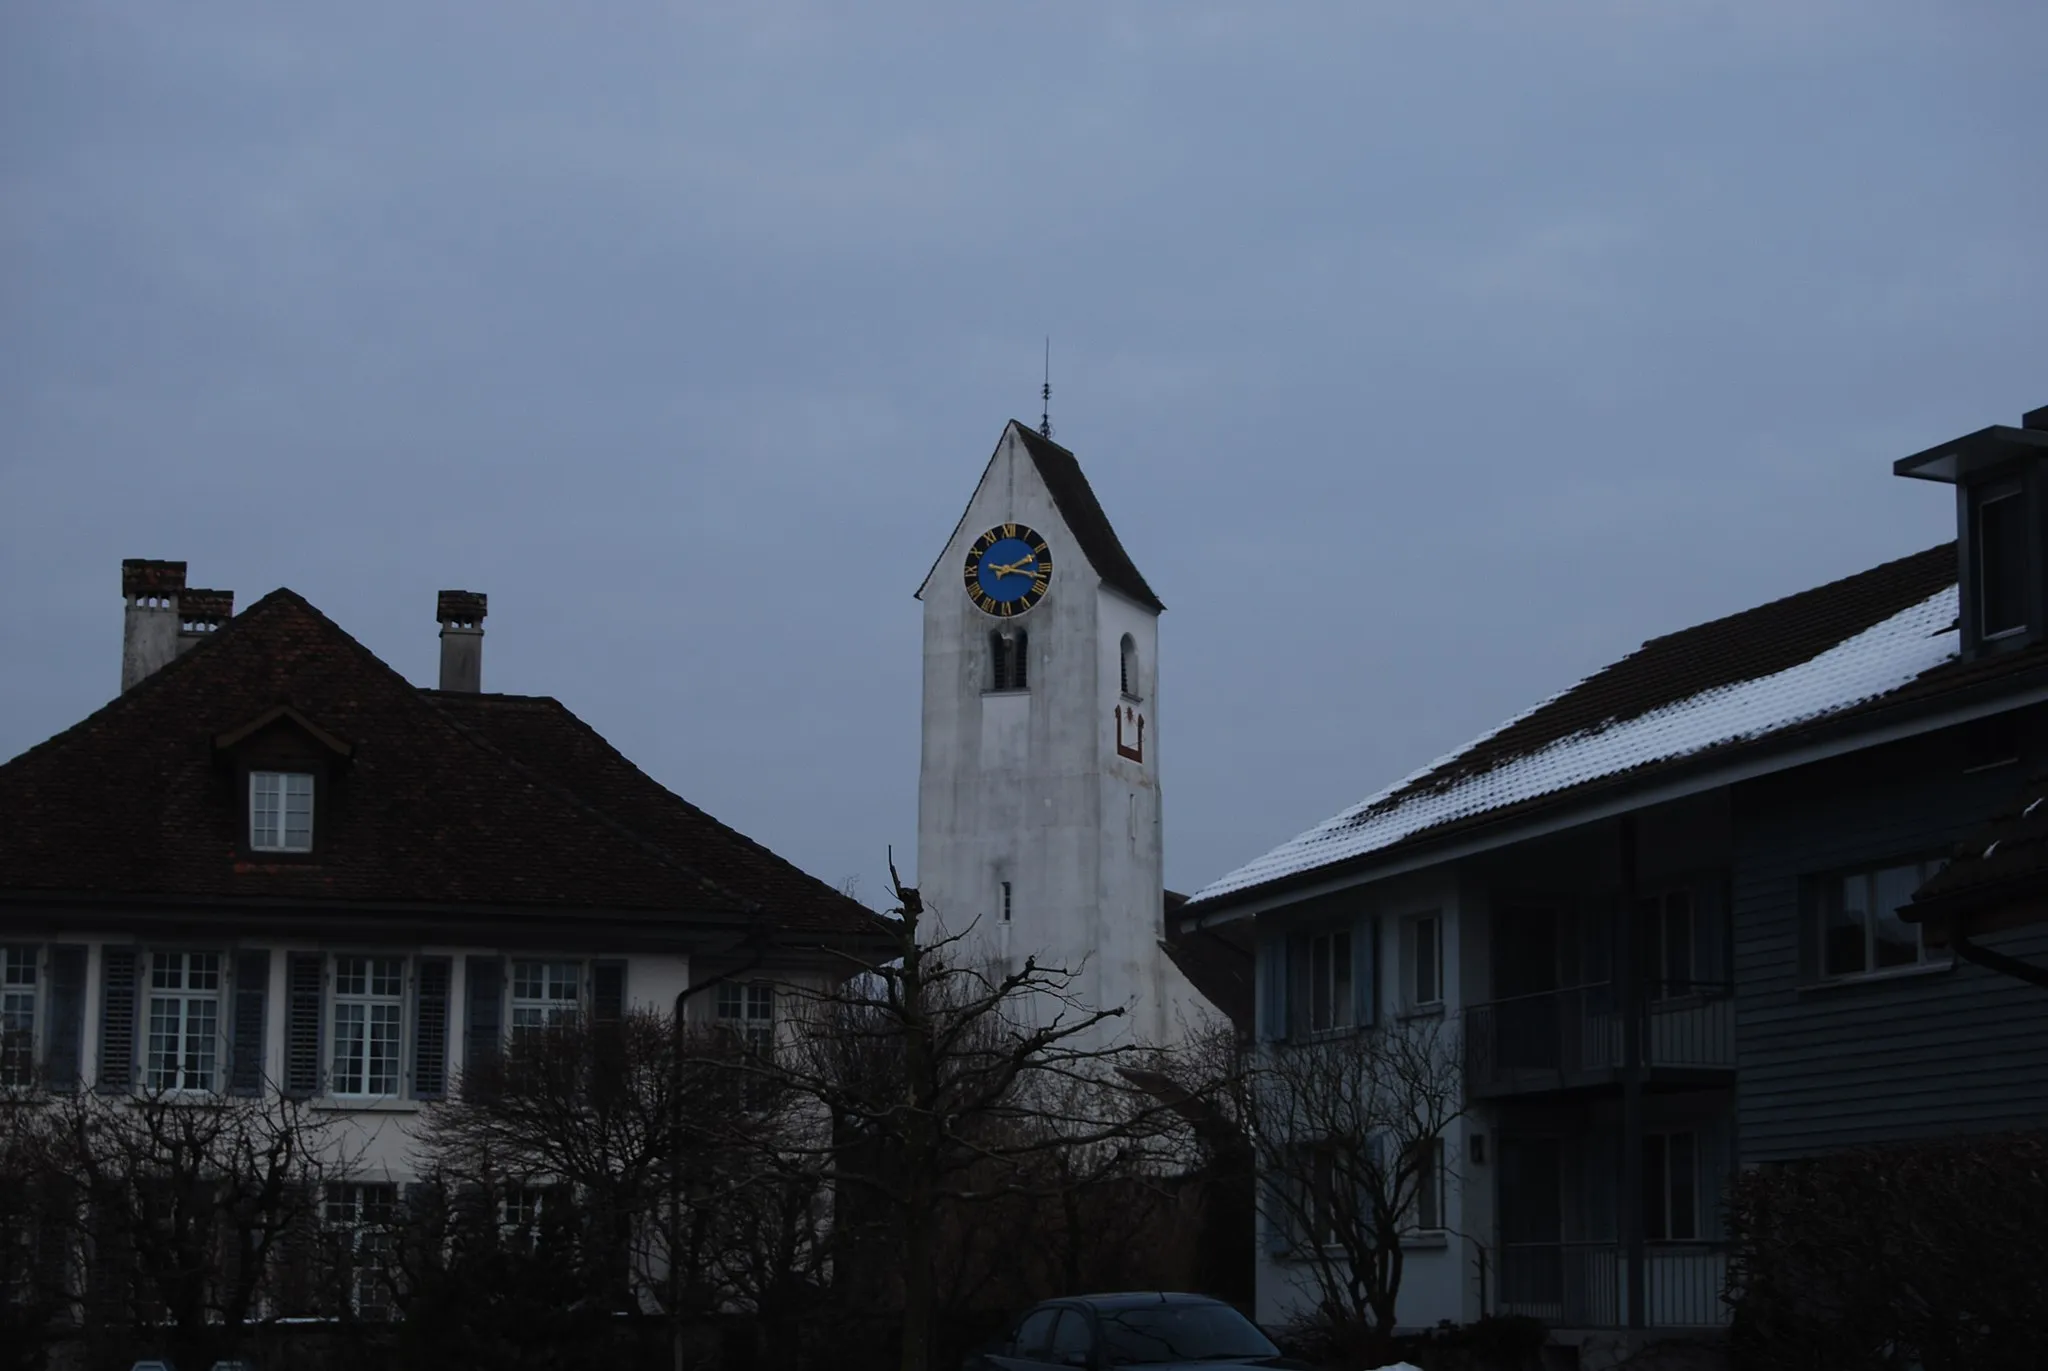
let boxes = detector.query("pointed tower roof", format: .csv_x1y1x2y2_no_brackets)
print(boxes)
919,420,1164,612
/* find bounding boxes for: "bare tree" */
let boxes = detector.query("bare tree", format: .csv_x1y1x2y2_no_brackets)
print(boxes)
1236,1014,1465,1357
13,1084,353,1370
415,1004,813,1327
764,861,1164,1371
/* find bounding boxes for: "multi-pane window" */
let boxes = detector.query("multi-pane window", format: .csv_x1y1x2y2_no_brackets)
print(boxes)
511,961,580,1036
0,949,34,1088
1643,1132,1699,1242
501,1183,545,1232
147,952,222,1091
1307,929,1354,1034
1639,890,1696,998
717,982,775,1056
250,772,315,852
1406,913,1442,1008
1821,862,1939,979
331,956,404,1097
323,1182,396,1318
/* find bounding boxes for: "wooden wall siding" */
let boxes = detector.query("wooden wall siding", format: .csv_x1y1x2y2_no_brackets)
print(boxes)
1732,722,2048,1164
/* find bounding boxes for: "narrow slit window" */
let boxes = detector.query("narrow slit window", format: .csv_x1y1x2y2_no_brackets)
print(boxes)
1000,880,1013,923
1119,634,1140,699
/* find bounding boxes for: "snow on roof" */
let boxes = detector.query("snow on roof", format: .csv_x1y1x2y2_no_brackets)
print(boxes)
1191,584,1960,906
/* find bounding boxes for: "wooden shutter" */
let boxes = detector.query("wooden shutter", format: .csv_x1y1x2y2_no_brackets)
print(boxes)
463,956,504,1099
284,952,324,1098
1257,931,1287,1043
96,946,138,1092
229,950,271,1096
44,945,88,1091
1353,915,1380,1028
412,957,452,1101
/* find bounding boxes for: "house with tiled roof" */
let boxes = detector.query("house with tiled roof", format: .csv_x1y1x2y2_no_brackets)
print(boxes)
0,561,889,1315
1178,402,2048,1349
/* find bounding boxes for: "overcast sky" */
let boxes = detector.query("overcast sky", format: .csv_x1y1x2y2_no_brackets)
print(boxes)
3,2,2044,904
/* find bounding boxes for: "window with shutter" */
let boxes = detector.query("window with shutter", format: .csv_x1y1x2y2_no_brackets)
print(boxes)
331,956,404,1097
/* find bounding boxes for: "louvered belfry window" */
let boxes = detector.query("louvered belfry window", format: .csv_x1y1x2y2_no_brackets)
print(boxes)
989,631,1029,691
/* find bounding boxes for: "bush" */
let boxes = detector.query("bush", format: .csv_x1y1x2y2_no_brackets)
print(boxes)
1725,1130,2048,1371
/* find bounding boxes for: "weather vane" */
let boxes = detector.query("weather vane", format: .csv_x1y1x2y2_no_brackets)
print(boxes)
1040,338,1053,440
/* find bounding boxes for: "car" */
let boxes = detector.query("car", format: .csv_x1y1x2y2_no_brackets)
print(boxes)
964,1292,1309,1370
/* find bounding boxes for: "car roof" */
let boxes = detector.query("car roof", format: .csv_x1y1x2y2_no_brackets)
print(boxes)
1053,1292,1229,1313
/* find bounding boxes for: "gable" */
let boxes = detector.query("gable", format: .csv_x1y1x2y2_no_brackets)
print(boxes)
916,421,1164,613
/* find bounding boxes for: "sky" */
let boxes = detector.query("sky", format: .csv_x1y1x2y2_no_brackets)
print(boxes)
3,1,2045,905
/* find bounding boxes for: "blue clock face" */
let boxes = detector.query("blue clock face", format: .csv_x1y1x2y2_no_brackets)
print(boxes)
963,523,1053,617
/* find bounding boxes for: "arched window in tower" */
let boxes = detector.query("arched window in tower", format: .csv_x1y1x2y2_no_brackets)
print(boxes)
1119,634,1141,700
990,631,1029,692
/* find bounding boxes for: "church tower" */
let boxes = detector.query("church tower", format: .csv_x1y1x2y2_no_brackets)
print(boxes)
914,420,1198,1047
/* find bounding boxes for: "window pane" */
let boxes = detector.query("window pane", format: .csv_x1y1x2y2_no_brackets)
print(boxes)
1823,876,1869,977
333,1003,366,1094
369,1004,401,1094
1978,487,2028,637
1642,1134,1668,1242
183,996,217,1090
1049,1310,1094,1358
283,777,313,849
1332,930,1353,1028
1309,936,1331,1031
251,774,281,848
1668,1133,1698,1241
1662,892,1693,991
1416,917,1439,1003
1871,865,1925,969
336,956,367,997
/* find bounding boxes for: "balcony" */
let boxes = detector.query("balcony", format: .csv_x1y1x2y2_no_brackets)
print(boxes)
1464,982,1734,1098
1497,1240,1729,1329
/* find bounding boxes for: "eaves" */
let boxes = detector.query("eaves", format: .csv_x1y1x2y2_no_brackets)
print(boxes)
1183,662,2048,929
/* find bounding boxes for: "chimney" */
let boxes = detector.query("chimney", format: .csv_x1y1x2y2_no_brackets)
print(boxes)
436,590,487,692
2024,404,2048,432
177,589,235,657
121,559,186,692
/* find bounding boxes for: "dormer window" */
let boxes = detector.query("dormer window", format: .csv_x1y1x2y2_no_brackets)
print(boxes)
1894,405,2048,660
1976,479,2028,638
250,771,314,851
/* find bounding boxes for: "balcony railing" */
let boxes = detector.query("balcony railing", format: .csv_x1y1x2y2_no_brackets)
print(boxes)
1464,981,1734,1096
1497,1240,1729,1329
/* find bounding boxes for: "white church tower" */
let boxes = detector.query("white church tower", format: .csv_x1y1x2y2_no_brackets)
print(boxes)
914,419,1202,1048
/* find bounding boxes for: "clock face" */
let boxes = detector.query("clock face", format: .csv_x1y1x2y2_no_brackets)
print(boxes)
963,523,1053,617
